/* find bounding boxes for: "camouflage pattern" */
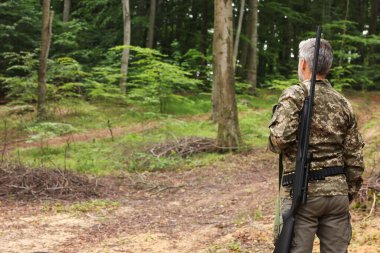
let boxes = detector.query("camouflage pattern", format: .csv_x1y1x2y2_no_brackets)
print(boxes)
268,79,365,197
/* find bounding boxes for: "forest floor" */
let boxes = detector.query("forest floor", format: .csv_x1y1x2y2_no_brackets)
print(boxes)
0,150,379,253
0,91,379,253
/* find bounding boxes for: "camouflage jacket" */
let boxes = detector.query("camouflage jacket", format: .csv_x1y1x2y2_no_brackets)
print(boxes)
268,79,364,197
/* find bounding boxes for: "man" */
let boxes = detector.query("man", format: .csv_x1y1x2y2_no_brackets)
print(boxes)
269,38,364,253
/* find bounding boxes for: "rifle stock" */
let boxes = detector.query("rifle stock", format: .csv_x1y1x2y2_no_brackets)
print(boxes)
273,26,322,253
274,210,295,253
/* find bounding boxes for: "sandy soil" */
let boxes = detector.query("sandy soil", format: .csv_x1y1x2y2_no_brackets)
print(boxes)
0,151,378,253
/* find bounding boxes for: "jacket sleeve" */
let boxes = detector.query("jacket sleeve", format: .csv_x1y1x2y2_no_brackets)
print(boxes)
268,86,304,154
343,113,365,199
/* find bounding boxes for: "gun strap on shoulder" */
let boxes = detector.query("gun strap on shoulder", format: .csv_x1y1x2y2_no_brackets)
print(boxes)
282,166,346,187
278,153,283,189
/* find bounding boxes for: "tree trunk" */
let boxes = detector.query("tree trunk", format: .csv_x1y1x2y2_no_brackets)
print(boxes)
120,0,131,95
37,0,53,120
369,0,380,35
322,0,332,35
213,0,241,150
233,0,246,71
199,0,209,81
238,6,252,78
339,0,350,66
146,0,156,48
247,0,258,94
63,0,71,22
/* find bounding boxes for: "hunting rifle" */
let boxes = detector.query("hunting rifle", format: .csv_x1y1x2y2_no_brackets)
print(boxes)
273,26,322,253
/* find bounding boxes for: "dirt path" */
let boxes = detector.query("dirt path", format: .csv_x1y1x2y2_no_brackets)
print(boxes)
0,151,277,253
0,151,378,253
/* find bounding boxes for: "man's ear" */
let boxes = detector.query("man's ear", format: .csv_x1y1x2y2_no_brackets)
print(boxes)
301,58,308,71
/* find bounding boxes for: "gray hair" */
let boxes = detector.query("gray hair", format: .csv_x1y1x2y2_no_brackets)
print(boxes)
299,38,333,76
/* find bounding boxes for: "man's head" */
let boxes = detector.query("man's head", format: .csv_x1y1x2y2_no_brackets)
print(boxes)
298,38,333,82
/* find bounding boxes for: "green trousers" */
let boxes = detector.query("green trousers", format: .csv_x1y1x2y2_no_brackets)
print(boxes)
280,196,352,253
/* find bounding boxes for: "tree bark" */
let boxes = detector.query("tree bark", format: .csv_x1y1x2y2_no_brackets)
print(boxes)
37,0,53,120
213,0,241,150
120,0,131,95
63,0,71,23
339,0,350,66
369,0,380,35
322,0,332,35
233,0,246,71
146,0,156,48
247,0,258,94
238,5,252,78
199,0,209,81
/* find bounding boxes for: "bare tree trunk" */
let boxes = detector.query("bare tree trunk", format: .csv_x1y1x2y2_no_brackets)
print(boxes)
322,0,332,34
120,0,131,95
238,6,252,78
37,0,54,120
369,0,380,35
63,0,71,22
199,0,209,81
213,0,241,150
339,0,350,66
146,0,156,48
233,0,246,70
368,0,379,66
247,0,258,94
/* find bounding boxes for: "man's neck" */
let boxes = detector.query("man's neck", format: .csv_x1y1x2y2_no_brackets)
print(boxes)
303,74,326,81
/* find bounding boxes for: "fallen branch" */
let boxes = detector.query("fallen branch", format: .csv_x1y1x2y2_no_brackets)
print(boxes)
148,136,218,158
150,184,186,195
365,192,377,220
0,162,102,200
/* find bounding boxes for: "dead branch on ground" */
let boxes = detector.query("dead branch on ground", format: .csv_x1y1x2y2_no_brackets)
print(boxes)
0,162,102,200
148,136,218,158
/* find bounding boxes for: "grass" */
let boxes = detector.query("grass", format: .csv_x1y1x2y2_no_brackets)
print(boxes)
5,89,281,174
12,119,220,174
70,199,120,213
205,241,243,253
42,199,121,214
8,89,380,176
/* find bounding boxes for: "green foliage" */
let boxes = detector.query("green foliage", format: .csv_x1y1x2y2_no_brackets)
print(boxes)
27,122,78,142
50,57,90,85
86,80,127,102
0,0,40,54
0,51,39,103
325,21,380,91
53,19,88,57
261,75,299,91
0,51,126,103
10,93,275,174
164,93,211,115
235,80,250,94
270,78,299,91
0,75,38,103
124,46,202,113
329,65,356,91
180,48,212,85
262,2,311,23
47,57,92,99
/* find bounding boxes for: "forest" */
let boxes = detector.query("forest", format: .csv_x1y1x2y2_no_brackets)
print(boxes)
0,0,379,252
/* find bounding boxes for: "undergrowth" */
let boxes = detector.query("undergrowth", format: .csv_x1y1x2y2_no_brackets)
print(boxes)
7,90,380,176
6,90,276,174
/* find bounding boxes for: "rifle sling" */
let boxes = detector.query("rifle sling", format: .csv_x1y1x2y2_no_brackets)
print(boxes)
282,166,346,187
278,153,284,189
